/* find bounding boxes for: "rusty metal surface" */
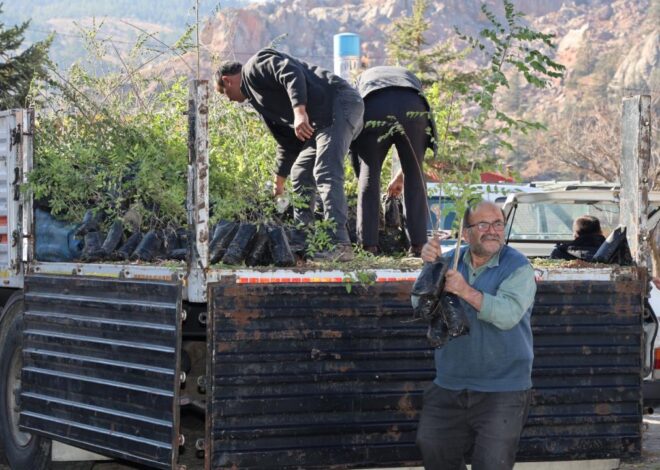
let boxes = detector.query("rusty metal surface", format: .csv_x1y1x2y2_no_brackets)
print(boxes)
523,280,644,461
208,277,644,469
20,274,182,470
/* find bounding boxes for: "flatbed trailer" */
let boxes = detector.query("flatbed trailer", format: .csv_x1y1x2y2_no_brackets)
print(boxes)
0,87,652,470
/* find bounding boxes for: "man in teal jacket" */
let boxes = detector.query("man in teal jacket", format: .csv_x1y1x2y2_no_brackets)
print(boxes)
414,201,536,470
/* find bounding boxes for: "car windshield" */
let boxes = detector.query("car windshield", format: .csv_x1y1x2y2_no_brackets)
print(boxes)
507,201,620,241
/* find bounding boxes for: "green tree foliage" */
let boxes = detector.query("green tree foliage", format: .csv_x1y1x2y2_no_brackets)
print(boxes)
387,0,564,230
28,20,282,231
386,0,465,86
0,3,52,108
389,0,564,176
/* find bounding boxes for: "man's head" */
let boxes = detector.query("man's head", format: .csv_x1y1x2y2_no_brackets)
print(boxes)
214,61,246,102
573,215,602,238
462,201,506,259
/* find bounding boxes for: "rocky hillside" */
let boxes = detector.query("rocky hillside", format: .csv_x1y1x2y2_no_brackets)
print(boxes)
41,0,655,180
198,0,657,105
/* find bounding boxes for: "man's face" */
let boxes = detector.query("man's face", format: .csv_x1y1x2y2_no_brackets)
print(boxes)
216,74,246,103
463,203,505,259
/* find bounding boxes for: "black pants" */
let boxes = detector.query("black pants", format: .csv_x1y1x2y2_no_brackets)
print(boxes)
349,87,429,247
416,384,531,470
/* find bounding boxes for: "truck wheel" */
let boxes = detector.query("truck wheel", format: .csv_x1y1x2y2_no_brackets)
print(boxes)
0,294,51,470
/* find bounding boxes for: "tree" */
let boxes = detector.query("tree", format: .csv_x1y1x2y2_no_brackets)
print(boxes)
386,0,462,86
0,3,52,108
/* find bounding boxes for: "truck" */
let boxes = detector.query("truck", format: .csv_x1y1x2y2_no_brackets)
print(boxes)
0,85,654,470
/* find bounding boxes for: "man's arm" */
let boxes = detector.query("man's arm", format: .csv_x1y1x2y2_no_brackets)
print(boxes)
260,50,313,140
263,119,303,179
445,264,536,330
477,265,536,330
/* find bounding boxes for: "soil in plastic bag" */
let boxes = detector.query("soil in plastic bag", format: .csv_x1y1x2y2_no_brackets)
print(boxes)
285,227,307,256
131,230,163,262
114,231,143,260
246,225,271,267
268,225,295,267
101,220,124,256
209,221,239,263
169,228,189,260
81,231,105,262
440,293,470,338
222,223,258,265
411,259,449,321
383,195,402,228
427,314,449,348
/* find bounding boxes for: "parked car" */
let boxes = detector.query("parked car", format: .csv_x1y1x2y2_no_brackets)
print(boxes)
501,189,660,409
425,182,540,251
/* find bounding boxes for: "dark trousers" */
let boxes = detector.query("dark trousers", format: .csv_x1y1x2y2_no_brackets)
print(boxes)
291,85,364,244
416,384,531,470
350,87,429,247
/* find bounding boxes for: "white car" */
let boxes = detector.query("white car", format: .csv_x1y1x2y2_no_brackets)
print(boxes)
501,189,660,409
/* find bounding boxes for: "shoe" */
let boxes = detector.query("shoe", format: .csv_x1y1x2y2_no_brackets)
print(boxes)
313,244,355,262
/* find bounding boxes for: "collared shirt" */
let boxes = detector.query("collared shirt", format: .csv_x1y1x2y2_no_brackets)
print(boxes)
462,248,536,330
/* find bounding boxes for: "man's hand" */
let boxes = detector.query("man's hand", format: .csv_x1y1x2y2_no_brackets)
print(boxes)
421,238,442,263
293,105,314,141
274,175,286,196
387,171,404,197
444,270,469,297
444,268,484,311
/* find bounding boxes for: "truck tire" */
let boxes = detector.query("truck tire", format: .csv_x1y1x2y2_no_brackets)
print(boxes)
0,293,51,470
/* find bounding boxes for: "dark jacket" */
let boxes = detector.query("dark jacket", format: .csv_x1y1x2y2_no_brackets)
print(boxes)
550,233,606,261
240,48,350,176
354,66,438,157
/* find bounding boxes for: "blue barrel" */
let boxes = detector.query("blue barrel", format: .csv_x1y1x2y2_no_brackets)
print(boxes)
333,33,360,79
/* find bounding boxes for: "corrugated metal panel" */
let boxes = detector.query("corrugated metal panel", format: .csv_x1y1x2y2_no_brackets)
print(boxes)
522,279,643,460
21,274,182,469
208,276,643,469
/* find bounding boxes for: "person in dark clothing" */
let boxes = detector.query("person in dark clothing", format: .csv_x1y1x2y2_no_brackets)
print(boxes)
415,201,536,470
549,215,605,261
215,48,364,261
349,66,436,257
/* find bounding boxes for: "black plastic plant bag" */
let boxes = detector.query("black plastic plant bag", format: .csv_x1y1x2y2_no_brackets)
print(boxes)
268,225,295,267
209,221,239,263
222,223,258,265
114,231,143,260
440,294,470,338
411,259,449,321
427,314,449,348
131,230,163,262
81,231,105,262
101,220,124,256
383,195,402,228
246,225,271,267
285,226,307,255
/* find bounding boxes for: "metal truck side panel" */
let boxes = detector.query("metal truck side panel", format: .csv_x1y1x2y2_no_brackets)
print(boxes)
20,274,183,469
207,276,643,468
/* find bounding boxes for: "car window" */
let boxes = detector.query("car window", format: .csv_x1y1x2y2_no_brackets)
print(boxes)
507,201,620,241
428,196,456,231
